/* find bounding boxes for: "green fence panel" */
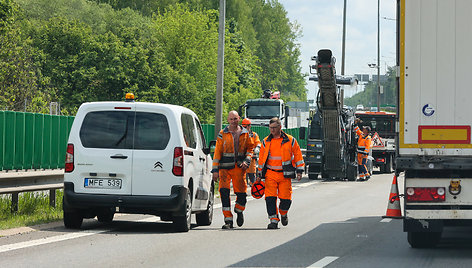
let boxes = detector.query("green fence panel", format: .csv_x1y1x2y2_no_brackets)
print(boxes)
201,124,215,143
42,115,52,169
251,126,270,140
4,112,15,170
24,113,35,169
50,115,60,169
33,113,44,169
0,111,4,170
14,112,25,170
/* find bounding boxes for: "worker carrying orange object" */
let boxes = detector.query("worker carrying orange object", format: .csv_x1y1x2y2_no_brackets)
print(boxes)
257,117,304,229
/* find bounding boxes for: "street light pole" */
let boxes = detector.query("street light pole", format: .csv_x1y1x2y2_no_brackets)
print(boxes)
376,0,381,112
215,0,225,138
341,0,347,76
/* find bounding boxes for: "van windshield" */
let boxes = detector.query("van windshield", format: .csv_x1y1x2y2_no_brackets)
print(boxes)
80,111,170,150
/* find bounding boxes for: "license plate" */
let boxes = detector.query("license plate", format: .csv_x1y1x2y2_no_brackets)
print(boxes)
84,178,122,189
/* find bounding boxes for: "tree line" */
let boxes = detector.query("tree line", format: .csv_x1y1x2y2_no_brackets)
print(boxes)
0,0,306,123
344,66,396,110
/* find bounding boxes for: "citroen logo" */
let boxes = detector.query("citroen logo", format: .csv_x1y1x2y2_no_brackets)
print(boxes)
154,161,163,169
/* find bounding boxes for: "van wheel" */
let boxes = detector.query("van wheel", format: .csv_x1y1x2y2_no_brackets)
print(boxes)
407,231,441,248
196,184,214,226
64,210,83,229
97,208,114,223
173,190,192,232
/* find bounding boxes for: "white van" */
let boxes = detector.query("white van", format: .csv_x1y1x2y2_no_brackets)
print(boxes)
63,94,214,232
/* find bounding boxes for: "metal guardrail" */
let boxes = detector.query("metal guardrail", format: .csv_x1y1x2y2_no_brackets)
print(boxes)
0,170,64,212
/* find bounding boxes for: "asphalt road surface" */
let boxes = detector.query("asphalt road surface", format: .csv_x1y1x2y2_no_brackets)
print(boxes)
1,172,472,267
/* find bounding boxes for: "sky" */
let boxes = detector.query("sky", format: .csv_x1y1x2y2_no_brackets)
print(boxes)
278,0,397,100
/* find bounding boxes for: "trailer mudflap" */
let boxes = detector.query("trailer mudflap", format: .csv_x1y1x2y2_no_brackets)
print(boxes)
403,218,443,232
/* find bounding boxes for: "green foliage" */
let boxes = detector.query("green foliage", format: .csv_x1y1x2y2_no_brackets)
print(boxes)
0,0,16,32
2,0,306,122
344,66,397,109
0,190,63,230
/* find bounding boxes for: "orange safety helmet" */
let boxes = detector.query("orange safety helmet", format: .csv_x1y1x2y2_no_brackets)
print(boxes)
251,180,265,199
242,118,251,126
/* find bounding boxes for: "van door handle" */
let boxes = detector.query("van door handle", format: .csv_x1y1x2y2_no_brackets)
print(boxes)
110,154,128,159
199,157,205,162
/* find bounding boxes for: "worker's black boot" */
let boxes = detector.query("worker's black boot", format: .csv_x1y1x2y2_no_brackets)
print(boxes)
281,215,289,226
236,212,244,227
267,222,278,229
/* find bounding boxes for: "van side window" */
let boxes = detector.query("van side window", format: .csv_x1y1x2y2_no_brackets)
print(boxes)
194,118,207,149
181,114,196,149
134,112,170,150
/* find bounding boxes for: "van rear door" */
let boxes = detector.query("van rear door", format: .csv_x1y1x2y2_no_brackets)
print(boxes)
131,105,174,196
74,103,135,195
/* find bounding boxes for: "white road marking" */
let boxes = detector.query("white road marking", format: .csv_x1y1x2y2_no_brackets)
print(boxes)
0,229,105,254
380,218,392,223
297,181,319,188
308,256,339,268
0,216,161,254
0,180,319,254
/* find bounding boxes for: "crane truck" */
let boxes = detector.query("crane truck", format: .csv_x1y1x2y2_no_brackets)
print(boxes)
397,0,472,248
239,89,303,128
306,49,357,181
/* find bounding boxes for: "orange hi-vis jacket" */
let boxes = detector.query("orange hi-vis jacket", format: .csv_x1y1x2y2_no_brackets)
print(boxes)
212,126,254,172
354,126,372,158
248,131,261,174
257,131,304,179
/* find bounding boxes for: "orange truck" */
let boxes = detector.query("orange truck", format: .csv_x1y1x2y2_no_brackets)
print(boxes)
355,111,395,174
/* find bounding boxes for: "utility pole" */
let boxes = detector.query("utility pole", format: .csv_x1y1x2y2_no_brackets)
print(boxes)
341,0,347,76
215,0,225,138
376,0,381,112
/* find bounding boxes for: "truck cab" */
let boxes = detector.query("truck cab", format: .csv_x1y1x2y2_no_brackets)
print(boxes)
243,98,286,127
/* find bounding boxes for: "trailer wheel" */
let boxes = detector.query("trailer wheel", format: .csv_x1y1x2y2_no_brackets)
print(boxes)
407,231,441,248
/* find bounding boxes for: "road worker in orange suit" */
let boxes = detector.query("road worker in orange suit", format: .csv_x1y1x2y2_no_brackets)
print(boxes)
256,117,304,229
212,111,255,229
242,118,261,188
353,118,372,181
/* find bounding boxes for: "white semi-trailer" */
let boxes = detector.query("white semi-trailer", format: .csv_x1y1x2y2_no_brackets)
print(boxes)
397,0,472,248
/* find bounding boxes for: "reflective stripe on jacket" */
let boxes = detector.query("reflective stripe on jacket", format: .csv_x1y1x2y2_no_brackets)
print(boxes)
257,131,304,179
212,126,254,172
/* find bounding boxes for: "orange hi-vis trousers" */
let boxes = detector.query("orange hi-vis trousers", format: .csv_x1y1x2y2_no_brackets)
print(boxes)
219,165,247,223
265,169,292,223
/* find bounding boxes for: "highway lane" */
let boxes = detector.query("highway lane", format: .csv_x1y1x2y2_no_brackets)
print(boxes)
1,172,472,267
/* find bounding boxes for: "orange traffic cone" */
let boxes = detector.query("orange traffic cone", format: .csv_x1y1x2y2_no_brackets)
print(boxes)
382,174,403,219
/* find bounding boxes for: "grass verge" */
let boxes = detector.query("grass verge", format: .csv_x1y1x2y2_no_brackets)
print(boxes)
0,190,63,230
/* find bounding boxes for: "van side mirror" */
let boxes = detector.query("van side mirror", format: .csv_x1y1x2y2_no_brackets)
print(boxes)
205,140,217,158
299,127,306,140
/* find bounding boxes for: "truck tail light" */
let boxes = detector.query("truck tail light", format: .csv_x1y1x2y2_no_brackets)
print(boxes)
173,147,183,176
406,187,446,202
376,158,385,163
65,143,74,173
